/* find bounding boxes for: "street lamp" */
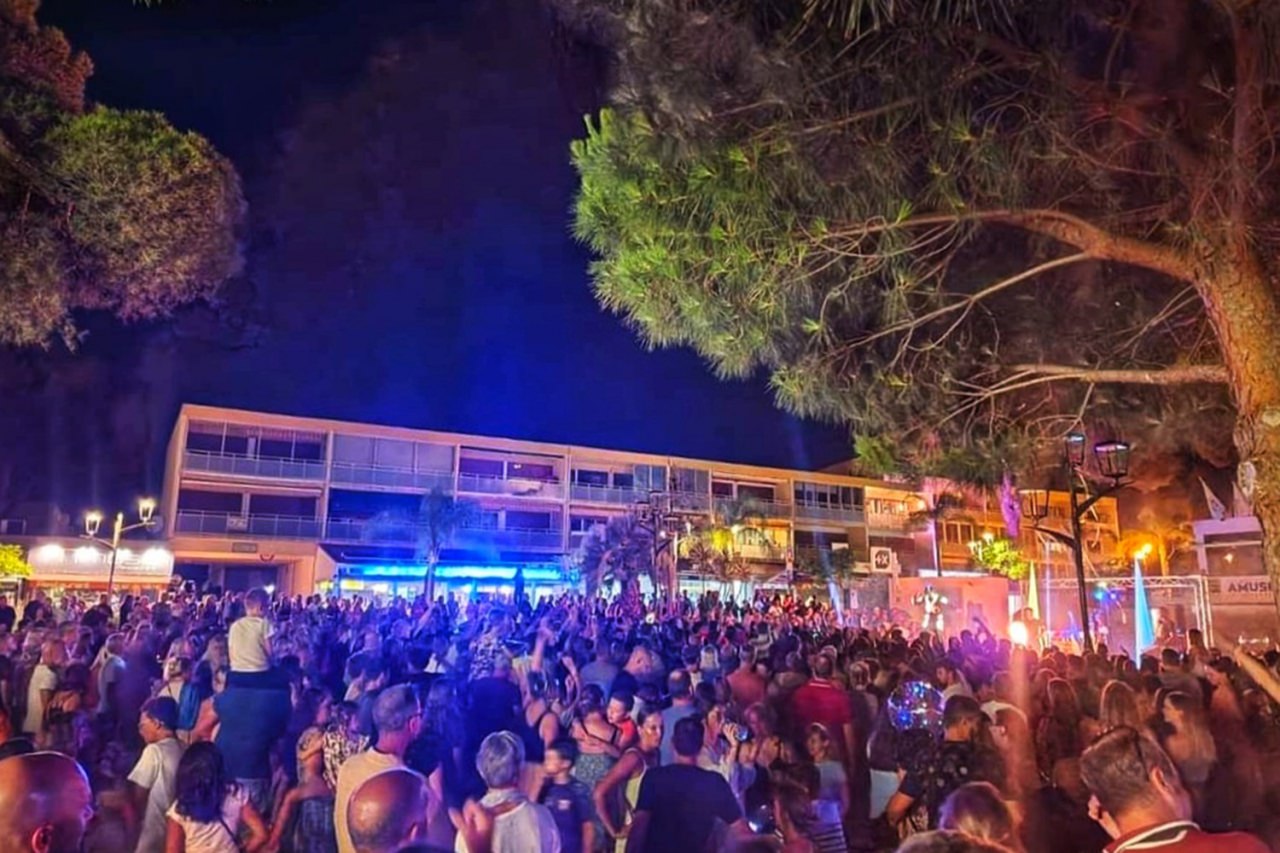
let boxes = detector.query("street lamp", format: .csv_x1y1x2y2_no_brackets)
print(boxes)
1066,434,1130,653
635,491,681,600
83,497,159,604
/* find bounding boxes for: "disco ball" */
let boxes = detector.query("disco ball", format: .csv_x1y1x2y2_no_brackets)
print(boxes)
887,680,944,734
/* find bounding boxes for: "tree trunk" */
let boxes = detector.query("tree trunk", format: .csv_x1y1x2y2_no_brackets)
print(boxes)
1198,247,1280,626
424,549,438,603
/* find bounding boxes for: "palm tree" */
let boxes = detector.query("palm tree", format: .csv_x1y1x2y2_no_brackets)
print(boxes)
577,513,656,605
365,488,479,601
907,483,970,578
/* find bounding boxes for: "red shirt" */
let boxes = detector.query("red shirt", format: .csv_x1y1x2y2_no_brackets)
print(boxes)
1105,821,1269,853
788,678,854,760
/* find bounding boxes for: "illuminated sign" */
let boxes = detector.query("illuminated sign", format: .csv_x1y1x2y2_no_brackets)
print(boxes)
1207,576,1273,606
27,542,174,580
339,563,563,582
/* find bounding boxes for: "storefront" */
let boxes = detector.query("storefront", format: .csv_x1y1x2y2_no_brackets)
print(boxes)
25,539,174,597
327,561,570,602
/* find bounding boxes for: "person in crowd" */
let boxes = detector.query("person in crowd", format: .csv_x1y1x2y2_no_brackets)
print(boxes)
580,641,618,699
461,730,560,853
594,707,662,851
335,684,423,853
727,648,767,712
886,695,993,831
658,670,697,765
266,688,337,853
1080,726,1269,853
24,639,63,741
165,740,270,852
0,751,94,853
538,738,593,853
803,723,849,853
126,697,185,853
625,715,749,853
1035,678,1084,782
697,704,755,809
346,767,430,853
568,684,619,793
937,782,1022,852
212,635,291,816
229,589,274,682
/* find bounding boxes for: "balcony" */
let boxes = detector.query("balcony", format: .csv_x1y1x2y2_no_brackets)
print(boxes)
867,509,914,531
669,491,712,512
569,483,645,505
795,503,865,525
175,510,321,539
330,462,453,493
454,526,565,551
456,472,564,500
183,450,326,481
749,498,795,520
736,541,786,561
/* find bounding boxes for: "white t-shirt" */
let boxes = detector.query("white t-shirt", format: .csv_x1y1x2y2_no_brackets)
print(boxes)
24,664,57,735
228,615,272,672
455,791,561,853
165,786,248,853
129,737,184,853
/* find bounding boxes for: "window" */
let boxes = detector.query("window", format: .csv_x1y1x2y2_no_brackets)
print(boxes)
795,482,860,510
508,462,556,482
573,470,609,486
737,484,776,502
248,494,317,517
505,510,554,531
570,515,609,532
632,465,666,491
712,481,735,497
612,472,635,489
672,468,710,494
178,490,242,513
459,457,503,477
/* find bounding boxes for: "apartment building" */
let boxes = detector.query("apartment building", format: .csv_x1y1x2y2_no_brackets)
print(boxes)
162,404,934,597
937,494,1121,576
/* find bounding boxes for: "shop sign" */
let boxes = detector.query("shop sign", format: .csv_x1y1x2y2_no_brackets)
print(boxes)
1206,576,1273,606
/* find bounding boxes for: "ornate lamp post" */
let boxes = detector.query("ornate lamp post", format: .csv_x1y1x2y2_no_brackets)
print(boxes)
634,491,682,600
83,498,158,602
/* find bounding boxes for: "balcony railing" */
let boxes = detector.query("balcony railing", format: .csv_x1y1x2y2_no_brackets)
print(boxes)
175,510,321,539
330,462,454,492
183,450,326,481
866,510,914,531
569,483,645,505
735,541,786,561
669,491,712,512
454,526,565,550
456,472,564,500
717,497,793,519
795,503,865,524
324,518,563,550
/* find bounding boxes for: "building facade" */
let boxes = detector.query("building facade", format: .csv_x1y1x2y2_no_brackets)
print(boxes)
162,405,946,598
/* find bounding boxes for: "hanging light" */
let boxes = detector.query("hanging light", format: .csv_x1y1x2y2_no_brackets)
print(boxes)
1019,488,1049,521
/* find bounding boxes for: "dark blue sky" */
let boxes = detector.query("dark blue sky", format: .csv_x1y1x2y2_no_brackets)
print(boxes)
12,0,850,515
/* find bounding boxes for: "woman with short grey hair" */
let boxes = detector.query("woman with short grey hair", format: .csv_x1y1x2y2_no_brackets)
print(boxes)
456,731,561,852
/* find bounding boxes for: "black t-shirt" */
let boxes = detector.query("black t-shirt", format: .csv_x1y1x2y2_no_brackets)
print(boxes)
539,778,593,853
635,763,742,853
0,605,15,632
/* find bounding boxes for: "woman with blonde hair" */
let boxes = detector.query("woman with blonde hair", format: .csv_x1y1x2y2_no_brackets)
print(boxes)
938,782,1023,852
1096,680,1144,734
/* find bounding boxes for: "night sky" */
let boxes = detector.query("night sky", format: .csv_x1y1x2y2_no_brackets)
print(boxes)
5,0,850,519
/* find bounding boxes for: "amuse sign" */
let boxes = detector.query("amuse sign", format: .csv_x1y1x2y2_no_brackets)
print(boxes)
1207,576,1274,606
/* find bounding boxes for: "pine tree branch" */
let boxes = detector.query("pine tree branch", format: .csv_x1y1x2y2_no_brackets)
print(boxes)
1006,363,1229,385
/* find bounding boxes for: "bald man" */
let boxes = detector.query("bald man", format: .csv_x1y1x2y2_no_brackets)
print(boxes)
0,751,94,852
347,767,430,853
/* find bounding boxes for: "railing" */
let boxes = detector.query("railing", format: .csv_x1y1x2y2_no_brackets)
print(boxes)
794,503,865,524
866,509,914,531
736,541,785,561
569,483,645,505
456,472,565,500
454,526,565,550
718,497,793,519
669,491,712,512
183,450,326,481
325,518,563,550
330,462,454,492
175,510,321,539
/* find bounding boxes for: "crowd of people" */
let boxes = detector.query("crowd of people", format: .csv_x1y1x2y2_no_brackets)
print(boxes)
0,583,1276,853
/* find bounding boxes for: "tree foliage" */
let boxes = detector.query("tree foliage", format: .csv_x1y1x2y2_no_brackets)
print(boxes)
968,535,1030,581
0,544,31,578
577,513,657,600
561,0,1268,485
365,489,479,597
0,0,244,347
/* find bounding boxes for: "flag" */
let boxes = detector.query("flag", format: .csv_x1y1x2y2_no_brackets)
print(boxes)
1232,484,1253,518
1199,477,1227,521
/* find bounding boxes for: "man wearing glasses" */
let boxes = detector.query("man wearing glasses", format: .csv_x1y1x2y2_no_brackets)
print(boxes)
1081,727,1268,853
335,684,425,853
